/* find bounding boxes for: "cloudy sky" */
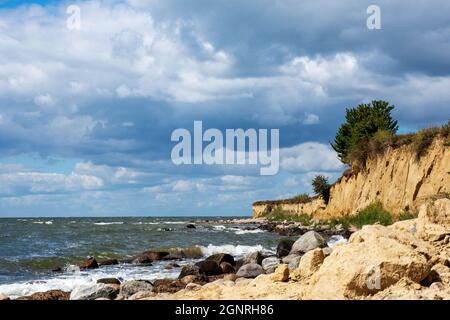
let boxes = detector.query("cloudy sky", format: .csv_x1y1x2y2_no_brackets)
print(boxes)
0,0,449,216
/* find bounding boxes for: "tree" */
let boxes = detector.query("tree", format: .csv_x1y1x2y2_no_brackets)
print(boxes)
312,175,331,204
331,100,398,164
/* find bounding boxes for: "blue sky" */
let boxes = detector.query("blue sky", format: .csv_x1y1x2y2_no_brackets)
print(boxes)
0,0,449,216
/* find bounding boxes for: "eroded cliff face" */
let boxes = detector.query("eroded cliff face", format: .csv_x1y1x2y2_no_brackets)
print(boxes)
253,137,449,219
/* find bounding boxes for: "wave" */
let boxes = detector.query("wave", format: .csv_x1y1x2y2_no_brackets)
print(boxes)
198,244,273,257
327,235,347,248
32,221,53,225
93,222,124,225
234,229,265,235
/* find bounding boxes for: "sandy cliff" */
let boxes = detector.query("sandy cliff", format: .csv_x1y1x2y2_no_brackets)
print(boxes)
253,137,449,219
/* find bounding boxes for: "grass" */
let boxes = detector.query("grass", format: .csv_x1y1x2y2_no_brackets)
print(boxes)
328,202,393,229
263,205,313,225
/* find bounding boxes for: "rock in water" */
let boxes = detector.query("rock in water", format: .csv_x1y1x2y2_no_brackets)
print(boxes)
186,224,196,229
261,257,280,274
78,257,99,270
276,240,295,258
16,290,70,300
195,260,222,276
243,251,264,265
290,231,326,254
141,251,170,261
97,278,121,285
70,284,117,300
98,259,119,266
236,263,264,278
206,253,235,266
120,280,154,298
178,265,201,279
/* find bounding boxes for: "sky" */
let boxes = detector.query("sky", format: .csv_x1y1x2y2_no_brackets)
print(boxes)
0,0,449,217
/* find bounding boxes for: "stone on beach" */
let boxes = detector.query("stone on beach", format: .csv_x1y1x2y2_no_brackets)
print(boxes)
195,260,223,276
270,264,290,282
243,251,264,265
97,278,121,285
220,262,235,274
290,231,326,254
276,240,295,258
261,257,280,274
178,264,201,279
98,259,119,266
70,284,117,300
282,254,302,270
206,253,235,266
78,257,99,270
120,280,154,298
17,290,70,300
236,263,264,278
290,248,325,281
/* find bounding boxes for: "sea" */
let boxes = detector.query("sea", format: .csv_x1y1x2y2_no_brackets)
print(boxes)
0,216,286,298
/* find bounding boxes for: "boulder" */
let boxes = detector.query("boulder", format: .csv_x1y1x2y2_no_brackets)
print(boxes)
97,278,121,285
120,280,154,298
152,279,186,293
305,225,434,299
276,240,295,258
165,262,180,269
243,251,264,265
17,290,70,300
291,248,325,281
206,253,235,266
261,257,280,274
78,257,99,270
290,231,326,254
282,254,302,270
163,253,186,260
185,283,202,291
186,224,196,229
52,266,62,272
132,255,153,265
236,263,264,278
178,265,201,279
220,262,235,274
70,284,117,300
195,260,222,276
270,264,290,282
223,273,238,282
128,291,156,300
417,198,450,241
141,251,170,261
98,259,119,266
179,275,207,285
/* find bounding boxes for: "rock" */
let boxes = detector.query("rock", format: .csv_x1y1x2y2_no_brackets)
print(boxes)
270,264,289,282
291,248,325,281
223,273,238,282
52,266,62,272
141,251,170,261
180,275,207,285
243,251,264,265
417,198,450,241
282,254,302,270
186,224,196,229
0,293,10,301
16,290,70,300
152,279,186,293
118,258,134,264
430,264,450,285
178,265,201,279
290,231,326,254
128,291,156,300
235,259,244,272
304,225,434,299
322,247,333,257
70,284,117,300
276,240,295,258
165,262,180,269
98,259,119,266
163,253,186,260
78,257,99,270
236,263,264,278
185,283,202,291
195,260,222,276
206,253,235,266
429,282,444,290
261,257,280,274
220,262,235,274
97,278,121,285
120,280,154,298
132,255,153,265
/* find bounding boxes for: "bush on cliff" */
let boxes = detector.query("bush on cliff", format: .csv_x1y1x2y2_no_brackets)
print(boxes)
331,100,399,165
329,201,393,229
312,175,331,204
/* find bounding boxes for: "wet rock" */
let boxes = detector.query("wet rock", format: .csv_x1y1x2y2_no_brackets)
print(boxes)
70,284,117,300
97,278,121,285
120,280,154,298
0,293,10,301
152,279,186,293
276,240,295,258
17,290,70,300
141,251,170,261
186,224,196,229
220,262,235,274
236,263,264,278
118,258,134,264
98,259,119,266
243,251,264,265
132,255,153,265
261,257,280,274
178,264,201,279
290,231,326,254
206,253,235,266
165,262,180,269
78,257,99,270
195,260,222,276
163,253,186,260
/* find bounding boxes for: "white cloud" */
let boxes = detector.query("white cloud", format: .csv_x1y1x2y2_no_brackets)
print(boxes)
302,113,320,125
34,93,54,107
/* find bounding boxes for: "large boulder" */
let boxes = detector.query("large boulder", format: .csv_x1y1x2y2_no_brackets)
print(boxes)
291,248,325,281
17,290,69,300
120,280,154,298
220,262,235,274
206,253,235,266
243,251,264,265
70,284,117,300
290,231,326,254
236,263,264,278
304,225,434,299
276,240,295,258
152,279,186,293
178,265,201,279
417,198,450,241
195,260,222,276
78,257,99,270
261,257,280,274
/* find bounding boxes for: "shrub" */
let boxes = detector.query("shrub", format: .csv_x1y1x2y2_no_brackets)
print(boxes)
290,193,311,203
412,127,440,159
312,175,331,204
328,202,393,229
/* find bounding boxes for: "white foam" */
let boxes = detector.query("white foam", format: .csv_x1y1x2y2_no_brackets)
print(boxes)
198,244,273,257
327,235,347,248
32,221,53,225
213,225,226,230
93,222,124,225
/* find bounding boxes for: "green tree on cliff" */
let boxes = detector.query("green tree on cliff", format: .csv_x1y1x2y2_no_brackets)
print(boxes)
331,100,399,164
312,175,331,204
